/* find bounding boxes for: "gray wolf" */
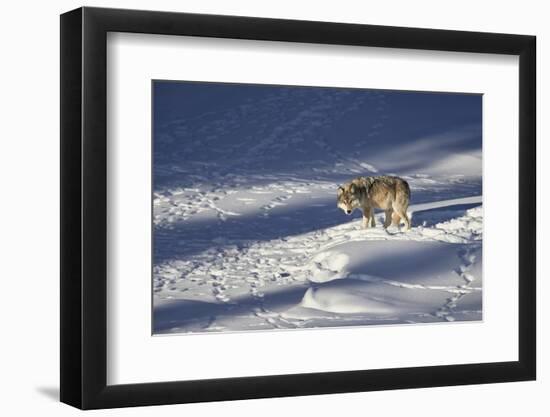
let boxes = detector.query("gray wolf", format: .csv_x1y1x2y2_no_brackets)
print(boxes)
337,176,411,230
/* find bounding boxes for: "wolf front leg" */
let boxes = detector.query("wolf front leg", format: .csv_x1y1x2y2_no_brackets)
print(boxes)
362,213,369,228
361,207,371,228
362,206,375,228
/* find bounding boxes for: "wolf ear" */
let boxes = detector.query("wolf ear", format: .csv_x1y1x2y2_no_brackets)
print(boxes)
350,184,356,192
337,186,344,196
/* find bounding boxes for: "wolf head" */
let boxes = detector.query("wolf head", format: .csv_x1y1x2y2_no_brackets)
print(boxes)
337,183,363,215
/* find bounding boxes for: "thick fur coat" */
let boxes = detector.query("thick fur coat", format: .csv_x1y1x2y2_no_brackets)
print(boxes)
337,176,411,230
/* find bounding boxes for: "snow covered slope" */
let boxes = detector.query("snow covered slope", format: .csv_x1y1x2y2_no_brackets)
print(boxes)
152,83,482,334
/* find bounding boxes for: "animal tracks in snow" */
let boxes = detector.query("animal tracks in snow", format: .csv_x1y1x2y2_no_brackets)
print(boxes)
151,85,483,334
153,193,483,333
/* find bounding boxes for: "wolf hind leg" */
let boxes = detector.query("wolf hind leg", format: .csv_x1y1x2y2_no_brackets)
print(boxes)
383,209,393,228
393,188,411,230
391,212,401,225
369,207,375,227
397,207,410,230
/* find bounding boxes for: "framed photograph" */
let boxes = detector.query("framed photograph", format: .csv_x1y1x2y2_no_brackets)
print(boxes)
60,6,536,409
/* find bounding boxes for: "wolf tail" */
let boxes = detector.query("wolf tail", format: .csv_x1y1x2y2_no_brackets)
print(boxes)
402,180,411,199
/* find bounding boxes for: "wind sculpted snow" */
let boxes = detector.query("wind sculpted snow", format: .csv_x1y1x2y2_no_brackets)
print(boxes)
152,82,482,334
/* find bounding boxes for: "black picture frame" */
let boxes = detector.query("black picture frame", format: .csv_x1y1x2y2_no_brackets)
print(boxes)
60,6,536,410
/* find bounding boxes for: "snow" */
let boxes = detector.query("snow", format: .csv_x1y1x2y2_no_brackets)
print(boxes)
152,83,483,334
